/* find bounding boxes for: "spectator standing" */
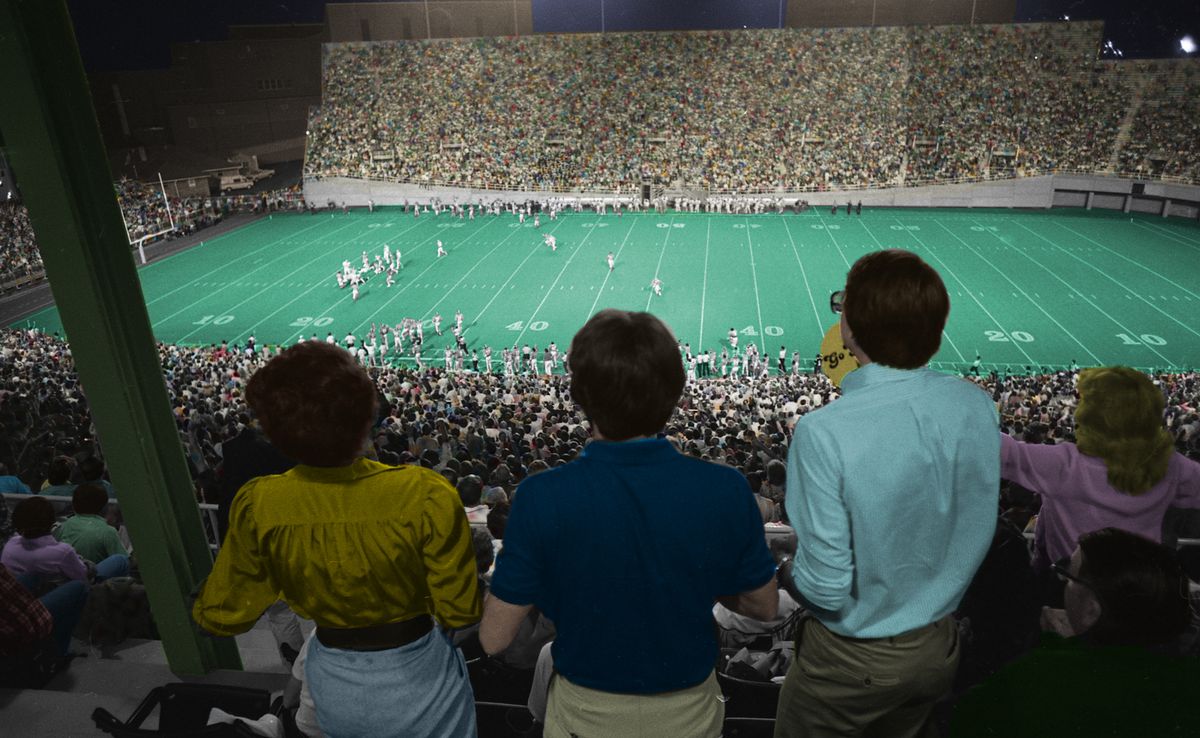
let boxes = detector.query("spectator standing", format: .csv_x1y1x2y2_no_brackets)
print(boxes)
192,342,481,737
481,310,777,737
776,250,999,737
1000,366,1200,571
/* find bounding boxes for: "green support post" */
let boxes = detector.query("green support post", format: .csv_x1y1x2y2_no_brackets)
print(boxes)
0,0,241,674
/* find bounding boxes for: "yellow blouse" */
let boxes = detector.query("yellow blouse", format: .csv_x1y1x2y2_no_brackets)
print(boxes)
193,458,481,635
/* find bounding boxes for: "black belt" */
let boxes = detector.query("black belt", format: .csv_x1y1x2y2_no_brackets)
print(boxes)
316,614,433,651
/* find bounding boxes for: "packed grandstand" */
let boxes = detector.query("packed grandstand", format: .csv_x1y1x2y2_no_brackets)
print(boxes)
3,22,1200,290
3,16,1200,738
305,23,1200,190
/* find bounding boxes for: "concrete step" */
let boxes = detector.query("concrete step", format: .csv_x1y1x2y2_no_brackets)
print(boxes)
0,687,144,738
3,661,288,738
42,656,291,700
68,610,311,676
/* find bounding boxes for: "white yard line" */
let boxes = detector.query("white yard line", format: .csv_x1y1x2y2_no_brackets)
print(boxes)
145,217,337,308
780,216,824,331
1053,221,1200,301
858,218,965,363
897,218,1033,365
644,215,677,310
697,218,711,350
513,218,602,347
950,220,1101,364
586,218,640,317
742,217,767,352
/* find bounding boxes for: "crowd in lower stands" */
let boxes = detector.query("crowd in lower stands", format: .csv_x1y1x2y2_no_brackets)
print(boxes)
0,203,41,290
306,22,1200,191
0,184,301,292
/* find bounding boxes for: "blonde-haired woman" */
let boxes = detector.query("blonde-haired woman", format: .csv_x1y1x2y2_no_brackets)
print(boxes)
1001,366,1200,571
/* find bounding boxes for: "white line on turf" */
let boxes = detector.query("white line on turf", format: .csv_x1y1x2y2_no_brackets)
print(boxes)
894,218,1034,365
644,214,677,311
949,220,1101,364
1130,220,1200,252
857,218,966,363
1053,221,1200,301
1014,221,1200,349
697,218,711,350
162,217,369,336
512,217,603,347
226,215,473,344
586,218,639,318
780,216,825,337
742,216,767,352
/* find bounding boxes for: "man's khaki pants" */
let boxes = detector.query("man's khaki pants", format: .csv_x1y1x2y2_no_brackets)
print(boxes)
544,670,725,738
774,616,959,738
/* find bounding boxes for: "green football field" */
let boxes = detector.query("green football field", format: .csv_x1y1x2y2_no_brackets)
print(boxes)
15,207,1200,373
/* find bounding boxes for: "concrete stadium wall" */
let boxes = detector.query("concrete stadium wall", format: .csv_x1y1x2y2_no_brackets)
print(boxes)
785,0,1017,28
327,1,534,41
303,174,1200,222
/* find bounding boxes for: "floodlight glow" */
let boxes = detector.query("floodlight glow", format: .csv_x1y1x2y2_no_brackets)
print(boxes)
1182,36,1197,54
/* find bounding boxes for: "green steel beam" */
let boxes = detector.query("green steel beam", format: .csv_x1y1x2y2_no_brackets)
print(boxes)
0,0,241,674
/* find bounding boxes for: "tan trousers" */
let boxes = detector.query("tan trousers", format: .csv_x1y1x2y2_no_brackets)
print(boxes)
774,616,959,738
544,670,725,738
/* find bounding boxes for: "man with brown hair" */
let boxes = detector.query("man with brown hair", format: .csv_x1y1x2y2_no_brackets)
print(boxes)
481,309,777,737
775,249,999,737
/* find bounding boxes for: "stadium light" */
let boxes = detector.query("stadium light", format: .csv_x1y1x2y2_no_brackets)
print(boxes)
1182,36,1197,54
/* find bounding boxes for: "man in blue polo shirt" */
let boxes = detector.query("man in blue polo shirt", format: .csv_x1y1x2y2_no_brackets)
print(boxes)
481,309,778,737
775,249,999,737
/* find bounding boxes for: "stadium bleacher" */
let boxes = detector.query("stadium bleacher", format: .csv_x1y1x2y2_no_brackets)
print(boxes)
4,17,1200,738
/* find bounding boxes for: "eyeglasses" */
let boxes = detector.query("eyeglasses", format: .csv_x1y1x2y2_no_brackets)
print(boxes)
830,290,845,315
1051,560,1096,591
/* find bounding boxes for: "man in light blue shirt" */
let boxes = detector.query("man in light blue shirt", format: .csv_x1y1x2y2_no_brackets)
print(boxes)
776,249,999,738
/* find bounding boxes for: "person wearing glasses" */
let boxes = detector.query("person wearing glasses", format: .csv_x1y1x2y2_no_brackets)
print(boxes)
952,527,1198,737
775,249,999,738
999,366,1200,577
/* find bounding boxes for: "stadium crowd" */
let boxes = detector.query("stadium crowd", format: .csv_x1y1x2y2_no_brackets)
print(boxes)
0,183,302,293
1119,61,1200,180
2,291,1200,734
1,325,1198,517
0,203,40,290
306,22,1200,191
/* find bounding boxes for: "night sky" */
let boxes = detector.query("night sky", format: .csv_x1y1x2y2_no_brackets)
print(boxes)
66,0,1200,72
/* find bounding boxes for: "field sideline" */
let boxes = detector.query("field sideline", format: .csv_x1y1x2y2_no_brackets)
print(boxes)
15,207,1200,373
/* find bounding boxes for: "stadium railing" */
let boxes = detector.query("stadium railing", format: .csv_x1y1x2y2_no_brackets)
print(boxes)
5,495,1199,560
3,492,222,556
